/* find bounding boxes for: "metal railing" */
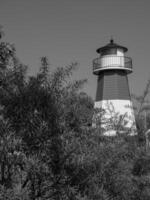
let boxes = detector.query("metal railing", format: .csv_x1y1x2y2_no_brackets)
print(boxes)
93,56,132,74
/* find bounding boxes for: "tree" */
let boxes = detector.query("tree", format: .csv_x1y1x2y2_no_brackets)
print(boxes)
132,79,150,146
2,28,150,200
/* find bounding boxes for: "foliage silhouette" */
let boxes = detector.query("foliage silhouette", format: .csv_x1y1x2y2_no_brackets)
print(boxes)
0,30,150,200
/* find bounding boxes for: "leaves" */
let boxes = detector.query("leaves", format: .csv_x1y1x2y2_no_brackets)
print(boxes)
1,29,150,200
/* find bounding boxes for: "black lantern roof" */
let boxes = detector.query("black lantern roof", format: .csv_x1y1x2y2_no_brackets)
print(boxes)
96,39,128,54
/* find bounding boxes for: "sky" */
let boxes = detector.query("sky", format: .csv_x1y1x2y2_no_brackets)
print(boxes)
0,0,150,99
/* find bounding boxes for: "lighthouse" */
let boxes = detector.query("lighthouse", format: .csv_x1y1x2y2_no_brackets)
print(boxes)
92,39,136,136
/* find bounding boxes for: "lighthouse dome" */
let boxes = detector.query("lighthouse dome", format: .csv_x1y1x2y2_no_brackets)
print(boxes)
96,39,128,54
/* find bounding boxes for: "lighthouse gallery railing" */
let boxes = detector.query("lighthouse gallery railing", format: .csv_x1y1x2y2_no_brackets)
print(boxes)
93,56,132,74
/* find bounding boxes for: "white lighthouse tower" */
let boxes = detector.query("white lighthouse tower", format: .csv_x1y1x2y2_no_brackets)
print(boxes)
93,39,136,136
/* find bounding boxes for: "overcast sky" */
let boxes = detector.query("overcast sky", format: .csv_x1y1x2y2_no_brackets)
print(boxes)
0,0,150,99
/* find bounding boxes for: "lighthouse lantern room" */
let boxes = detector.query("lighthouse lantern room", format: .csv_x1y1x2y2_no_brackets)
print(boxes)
92,39,136,136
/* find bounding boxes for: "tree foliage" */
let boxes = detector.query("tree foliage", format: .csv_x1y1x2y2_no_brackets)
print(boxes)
0,31,150,200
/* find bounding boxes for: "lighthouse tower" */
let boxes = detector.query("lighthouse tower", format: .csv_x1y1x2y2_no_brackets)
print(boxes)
93,39,136,136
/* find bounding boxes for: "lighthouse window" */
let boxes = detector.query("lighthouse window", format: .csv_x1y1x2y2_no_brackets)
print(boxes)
101,48,117,56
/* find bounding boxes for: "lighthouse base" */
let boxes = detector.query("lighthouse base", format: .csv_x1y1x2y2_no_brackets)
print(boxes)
93,99,137,136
